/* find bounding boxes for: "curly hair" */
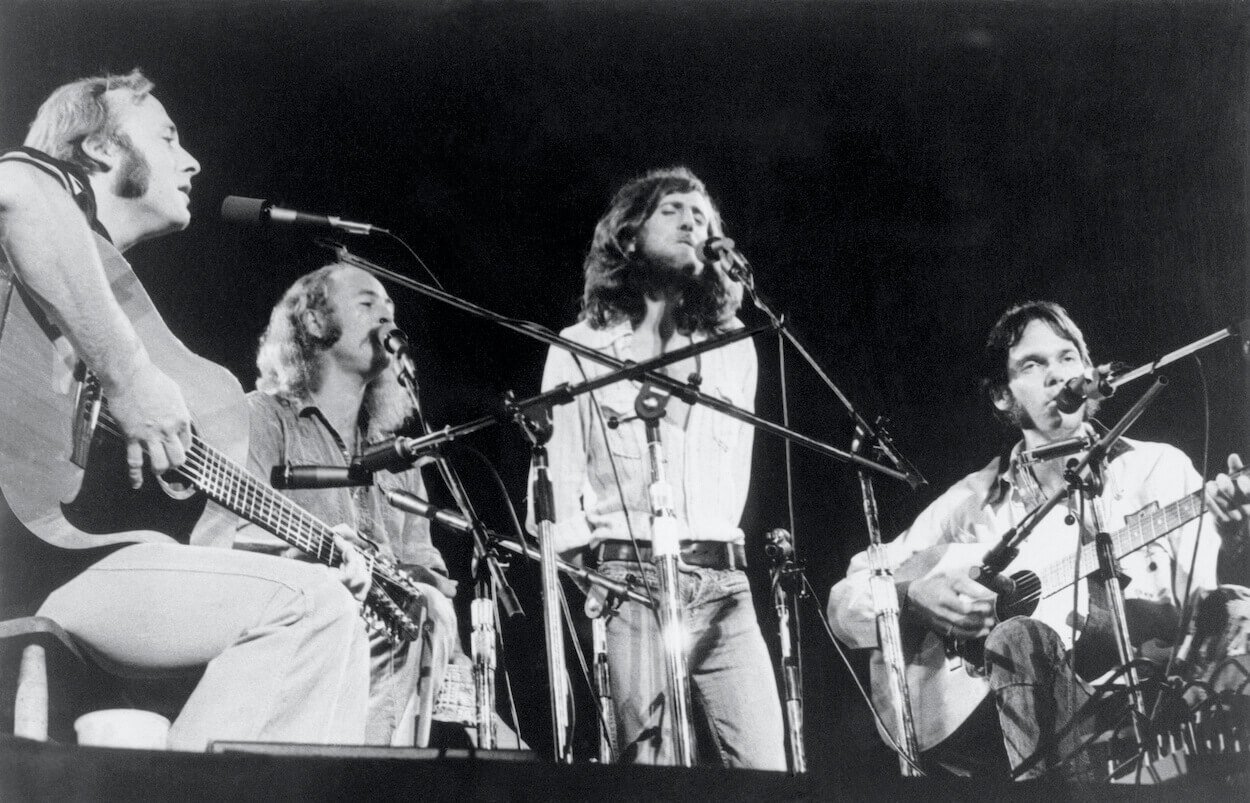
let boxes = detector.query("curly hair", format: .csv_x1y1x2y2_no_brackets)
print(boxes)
979,300,1095,427
26,68,153,174
255,263,412,439
581,166,740,332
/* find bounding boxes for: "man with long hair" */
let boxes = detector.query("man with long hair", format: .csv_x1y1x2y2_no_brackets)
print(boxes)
827,300,1248,779
0,70,371,749
532,167,785,768
239,262,460,745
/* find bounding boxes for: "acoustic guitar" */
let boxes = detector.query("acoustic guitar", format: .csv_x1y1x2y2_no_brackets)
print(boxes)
871,468,1243,751
0,235,427,642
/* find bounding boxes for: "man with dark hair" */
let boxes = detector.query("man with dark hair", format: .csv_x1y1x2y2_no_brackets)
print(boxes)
0,70,371,749
827,300,1248,779
531,167,785,768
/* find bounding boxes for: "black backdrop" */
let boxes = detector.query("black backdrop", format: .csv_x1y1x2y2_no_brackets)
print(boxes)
2,0,1247,781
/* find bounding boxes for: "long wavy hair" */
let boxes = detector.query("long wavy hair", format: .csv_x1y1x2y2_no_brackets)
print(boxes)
581,166,740,332
25,69,153,174
255,263,412,439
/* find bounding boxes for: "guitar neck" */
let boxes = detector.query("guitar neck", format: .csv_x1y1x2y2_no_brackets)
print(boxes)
182,435,344,565
1036,467,1245,598
92,403,347,565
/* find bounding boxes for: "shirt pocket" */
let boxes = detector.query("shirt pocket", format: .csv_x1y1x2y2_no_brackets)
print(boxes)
594,381,644,460
704,383,740,455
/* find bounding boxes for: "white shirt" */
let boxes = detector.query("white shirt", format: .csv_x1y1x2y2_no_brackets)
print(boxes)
529,317,757,553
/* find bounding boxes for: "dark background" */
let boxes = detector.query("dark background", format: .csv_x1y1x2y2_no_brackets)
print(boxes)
2,0,1246,782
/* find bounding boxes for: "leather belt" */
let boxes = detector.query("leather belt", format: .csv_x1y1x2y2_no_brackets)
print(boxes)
593,540,747,570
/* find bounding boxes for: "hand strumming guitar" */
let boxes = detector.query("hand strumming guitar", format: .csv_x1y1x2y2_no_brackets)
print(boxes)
103,358,193,490
904,572,997,640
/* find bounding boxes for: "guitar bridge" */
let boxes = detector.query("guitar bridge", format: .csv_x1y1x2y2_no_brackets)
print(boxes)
70,365,103,469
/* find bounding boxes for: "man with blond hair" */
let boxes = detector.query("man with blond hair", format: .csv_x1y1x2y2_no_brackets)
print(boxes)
0,70,371,749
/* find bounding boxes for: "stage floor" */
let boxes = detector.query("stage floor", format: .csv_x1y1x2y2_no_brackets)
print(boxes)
2,735,1247,801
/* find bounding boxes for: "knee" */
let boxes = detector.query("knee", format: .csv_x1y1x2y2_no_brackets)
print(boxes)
305,569,364,628
984,617,1065,682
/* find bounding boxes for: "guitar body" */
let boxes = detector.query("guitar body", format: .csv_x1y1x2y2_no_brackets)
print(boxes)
0,236,247,550
873,534,1096,752
870,543,992,752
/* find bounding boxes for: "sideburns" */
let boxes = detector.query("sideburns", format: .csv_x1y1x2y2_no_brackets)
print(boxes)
110,134,150,199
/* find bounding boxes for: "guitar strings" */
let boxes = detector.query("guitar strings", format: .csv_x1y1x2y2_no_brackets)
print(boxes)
91,410,430,639
87,411,421,614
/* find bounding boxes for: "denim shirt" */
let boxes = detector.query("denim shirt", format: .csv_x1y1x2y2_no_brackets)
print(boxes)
529,317,758,554
236,391,454,597
828,435,1220,650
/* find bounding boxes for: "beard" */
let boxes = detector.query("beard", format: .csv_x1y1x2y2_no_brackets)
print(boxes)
110,134,151,199
1001,396,1037,431
631,250,703,297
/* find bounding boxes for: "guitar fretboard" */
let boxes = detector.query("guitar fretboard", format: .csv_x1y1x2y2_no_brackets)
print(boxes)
1037,467,1245,598
95,410,344,566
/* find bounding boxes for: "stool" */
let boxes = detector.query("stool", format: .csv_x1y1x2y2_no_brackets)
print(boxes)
0,616,128,743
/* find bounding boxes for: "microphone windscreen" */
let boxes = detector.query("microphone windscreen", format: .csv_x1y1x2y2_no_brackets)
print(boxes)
375,325,408,353
220,195,266,223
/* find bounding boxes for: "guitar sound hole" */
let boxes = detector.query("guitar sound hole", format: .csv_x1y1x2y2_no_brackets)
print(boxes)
995,569,1041,621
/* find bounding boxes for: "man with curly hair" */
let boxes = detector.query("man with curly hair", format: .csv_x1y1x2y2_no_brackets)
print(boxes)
237,262,460,746
531,167,785,768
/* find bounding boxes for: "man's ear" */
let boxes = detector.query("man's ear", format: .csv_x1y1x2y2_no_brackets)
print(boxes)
80,133,119,172
301,308,325,338
991,385,1013,414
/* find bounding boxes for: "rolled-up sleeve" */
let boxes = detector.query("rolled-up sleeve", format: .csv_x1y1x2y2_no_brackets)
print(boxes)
526,344,594,554
827,477,983,648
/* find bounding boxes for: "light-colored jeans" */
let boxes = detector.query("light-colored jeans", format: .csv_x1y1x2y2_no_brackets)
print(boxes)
37,542,370,751
598,561,787,770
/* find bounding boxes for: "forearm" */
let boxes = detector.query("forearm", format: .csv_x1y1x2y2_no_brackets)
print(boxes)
826,553,891,648
0,164,149,392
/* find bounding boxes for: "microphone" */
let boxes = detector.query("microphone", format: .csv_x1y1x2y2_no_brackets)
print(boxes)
385,490,472,533
351,436,439,474
1054,363,1118,414
1018,435,1093,465
763,527,794,561
699,236,751,282
376,325,418,386
220,195,386,236
270,464,371,489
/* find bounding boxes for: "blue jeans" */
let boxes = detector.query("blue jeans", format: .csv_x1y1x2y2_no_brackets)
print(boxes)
984,617,1097,780
598,561,786,769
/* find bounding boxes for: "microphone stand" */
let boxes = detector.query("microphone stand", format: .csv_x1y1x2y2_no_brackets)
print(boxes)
516,408,574,763
328,244,910,483
730,265,927,491
634,384,697,767
766,527,808,774
393,364,519,750
852,422,923,777
385,491,653,609
973,376,1169,591
592,617,615,763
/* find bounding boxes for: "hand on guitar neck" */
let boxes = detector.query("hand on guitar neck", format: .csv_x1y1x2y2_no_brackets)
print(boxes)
1205,453,1250,545
904,572,997,641
329,528,373,602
